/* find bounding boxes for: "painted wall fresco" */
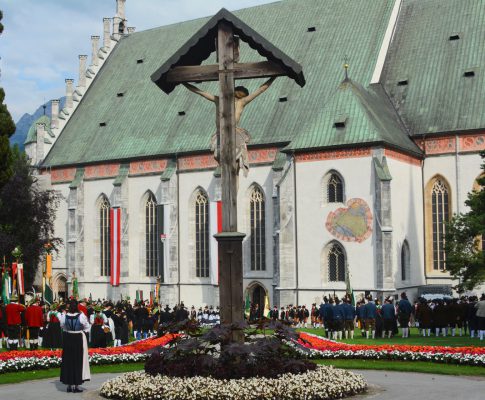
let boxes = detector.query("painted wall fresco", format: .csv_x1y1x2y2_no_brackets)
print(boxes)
325,198,373,243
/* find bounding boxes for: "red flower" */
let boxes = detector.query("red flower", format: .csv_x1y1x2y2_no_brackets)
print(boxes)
298,332,485,355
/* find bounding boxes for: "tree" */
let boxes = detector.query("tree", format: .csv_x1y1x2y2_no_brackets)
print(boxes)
0,10,15,189
0,148,63,288
445,151,485,292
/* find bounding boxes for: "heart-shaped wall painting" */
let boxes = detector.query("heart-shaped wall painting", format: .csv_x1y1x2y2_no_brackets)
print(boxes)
325,198,372,243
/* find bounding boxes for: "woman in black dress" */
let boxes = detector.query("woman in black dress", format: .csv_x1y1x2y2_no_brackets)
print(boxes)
43,304,63,348
60,299,91,393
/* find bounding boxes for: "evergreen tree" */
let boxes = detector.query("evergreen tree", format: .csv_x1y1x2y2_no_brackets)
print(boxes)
445,151,485,292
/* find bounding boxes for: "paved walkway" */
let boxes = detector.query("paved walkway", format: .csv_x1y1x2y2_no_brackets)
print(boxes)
1,370,484,399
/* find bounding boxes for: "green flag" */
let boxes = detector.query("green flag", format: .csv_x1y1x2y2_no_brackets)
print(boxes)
2,272,11,304
44,282,53,304
72,277,79,299
244,291,251,318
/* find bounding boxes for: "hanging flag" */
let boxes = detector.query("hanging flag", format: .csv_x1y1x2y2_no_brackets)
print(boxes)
2,271,10,304
210,201,223,285
110,208,121,286
244,290,251,318
44,282,53,303
149,290,154,307
45,254,52,281
264,293,271,318
345,264,355,306
72,275,79,299
17,263,25,296
136,290,143,303
11,263,17,295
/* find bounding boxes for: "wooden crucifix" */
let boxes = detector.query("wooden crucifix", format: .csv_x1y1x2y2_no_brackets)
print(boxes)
151,9,305,341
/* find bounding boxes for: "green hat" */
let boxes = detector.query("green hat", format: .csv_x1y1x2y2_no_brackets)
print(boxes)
10,294,18,302
50,303,58,311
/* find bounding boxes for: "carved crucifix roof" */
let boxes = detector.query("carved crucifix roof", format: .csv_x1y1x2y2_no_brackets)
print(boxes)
151,8,305,94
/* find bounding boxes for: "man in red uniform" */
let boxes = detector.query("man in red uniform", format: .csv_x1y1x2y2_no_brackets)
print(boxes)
5,294,26,350
78,299,88,317
25,298,43,350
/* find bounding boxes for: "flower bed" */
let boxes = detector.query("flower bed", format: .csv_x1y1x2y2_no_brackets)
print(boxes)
100,366,367,400
0,334,176,374
297,332,485,366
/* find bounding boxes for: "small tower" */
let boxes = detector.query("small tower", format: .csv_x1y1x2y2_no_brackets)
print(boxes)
113,0,127,41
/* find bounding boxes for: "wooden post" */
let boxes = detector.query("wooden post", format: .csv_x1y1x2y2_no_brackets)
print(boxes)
218,22,238,232
217,23,244,341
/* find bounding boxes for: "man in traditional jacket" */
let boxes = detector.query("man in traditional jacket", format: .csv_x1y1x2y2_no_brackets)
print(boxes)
5,294,25,350
397,292,413,338
363,295,377,339
25,298,43,350
381,298,396,338
415,298,432,337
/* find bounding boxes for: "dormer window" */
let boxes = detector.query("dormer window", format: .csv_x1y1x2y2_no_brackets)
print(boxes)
397,79,408,86
334,116,347,129
464,69,475,77
449,34,460,41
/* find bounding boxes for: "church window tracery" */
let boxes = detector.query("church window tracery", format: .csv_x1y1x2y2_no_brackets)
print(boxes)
145,193,159,277
250,186,266,271
431,178,450,271
195,190,210,278
98,196,111,276
328,242,345,282
401,240,410,281
323,171,344,204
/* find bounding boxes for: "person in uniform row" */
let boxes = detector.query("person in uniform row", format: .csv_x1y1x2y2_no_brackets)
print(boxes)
5,295,25,350
25,298,44,349
43,303,63,349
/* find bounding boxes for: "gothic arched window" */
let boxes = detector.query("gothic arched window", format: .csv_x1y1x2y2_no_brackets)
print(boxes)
431,179,450,271
98,196,111,276
328,242,345,282
327,173,344,203
145,193,159,277
401,240,410,281
195,190,210,278
250,186,266,271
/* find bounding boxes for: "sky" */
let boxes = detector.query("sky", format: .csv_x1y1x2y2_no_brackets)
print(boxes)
0,0,277,122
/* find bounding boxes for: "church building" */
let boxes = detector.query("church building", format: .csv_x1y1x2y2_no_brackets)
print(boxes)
26,0,485,308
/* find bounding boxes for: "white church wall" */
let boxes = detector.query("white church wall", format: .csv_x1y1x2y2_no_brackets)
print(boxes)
50,182,70,289
82,178,115,299
386,157,425,297
294,155,376,306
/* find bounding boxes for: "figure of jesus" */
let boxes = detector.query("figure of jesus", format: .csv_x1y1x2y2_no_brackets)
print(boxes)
183,76,276,176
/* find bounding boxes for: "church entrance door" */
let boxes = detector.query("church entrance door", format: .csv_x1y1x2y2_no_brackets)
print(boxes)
250,283,266,319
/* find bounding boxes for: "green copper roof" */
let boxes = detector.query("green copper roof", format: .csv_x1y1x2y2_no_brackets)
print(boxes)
43,0,396,167
113,164,130,186
69,168,85,189
25,115,54,145
286,79,422,155
381,0,485,136
373,157,392,181
160,159,177,181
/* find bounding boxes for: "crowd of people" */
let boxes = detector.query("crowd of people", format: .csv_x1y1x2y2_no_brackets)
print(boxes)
1,292,484,352
267,293,485,340
0,295,221,351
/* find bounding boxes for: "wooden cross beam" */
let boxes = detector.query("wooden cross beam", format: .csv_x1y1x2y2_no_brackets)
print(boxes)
166,61,287,84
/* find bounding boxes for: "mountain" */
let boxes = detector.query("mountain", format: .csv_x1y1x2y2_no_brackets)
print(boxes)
10,97,66,150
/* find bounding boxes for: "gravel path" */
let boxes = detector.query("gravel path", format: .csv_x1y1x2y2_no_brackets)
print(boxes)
1,369,484,399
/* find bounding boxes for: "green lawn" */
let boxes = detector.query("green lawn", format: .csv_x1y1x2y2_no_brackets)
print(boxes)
314,359,485,376
0,362,145,385
298,327,485,347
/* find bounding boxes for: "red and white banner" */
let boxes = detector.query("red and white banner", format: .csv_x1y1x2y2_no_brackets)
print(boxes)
17,263,24,296
210,201,222,285
110,208,121,286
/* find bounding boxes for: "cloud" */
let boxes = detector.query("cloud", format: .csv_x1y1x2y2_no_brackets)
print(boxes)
0,0,276,121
